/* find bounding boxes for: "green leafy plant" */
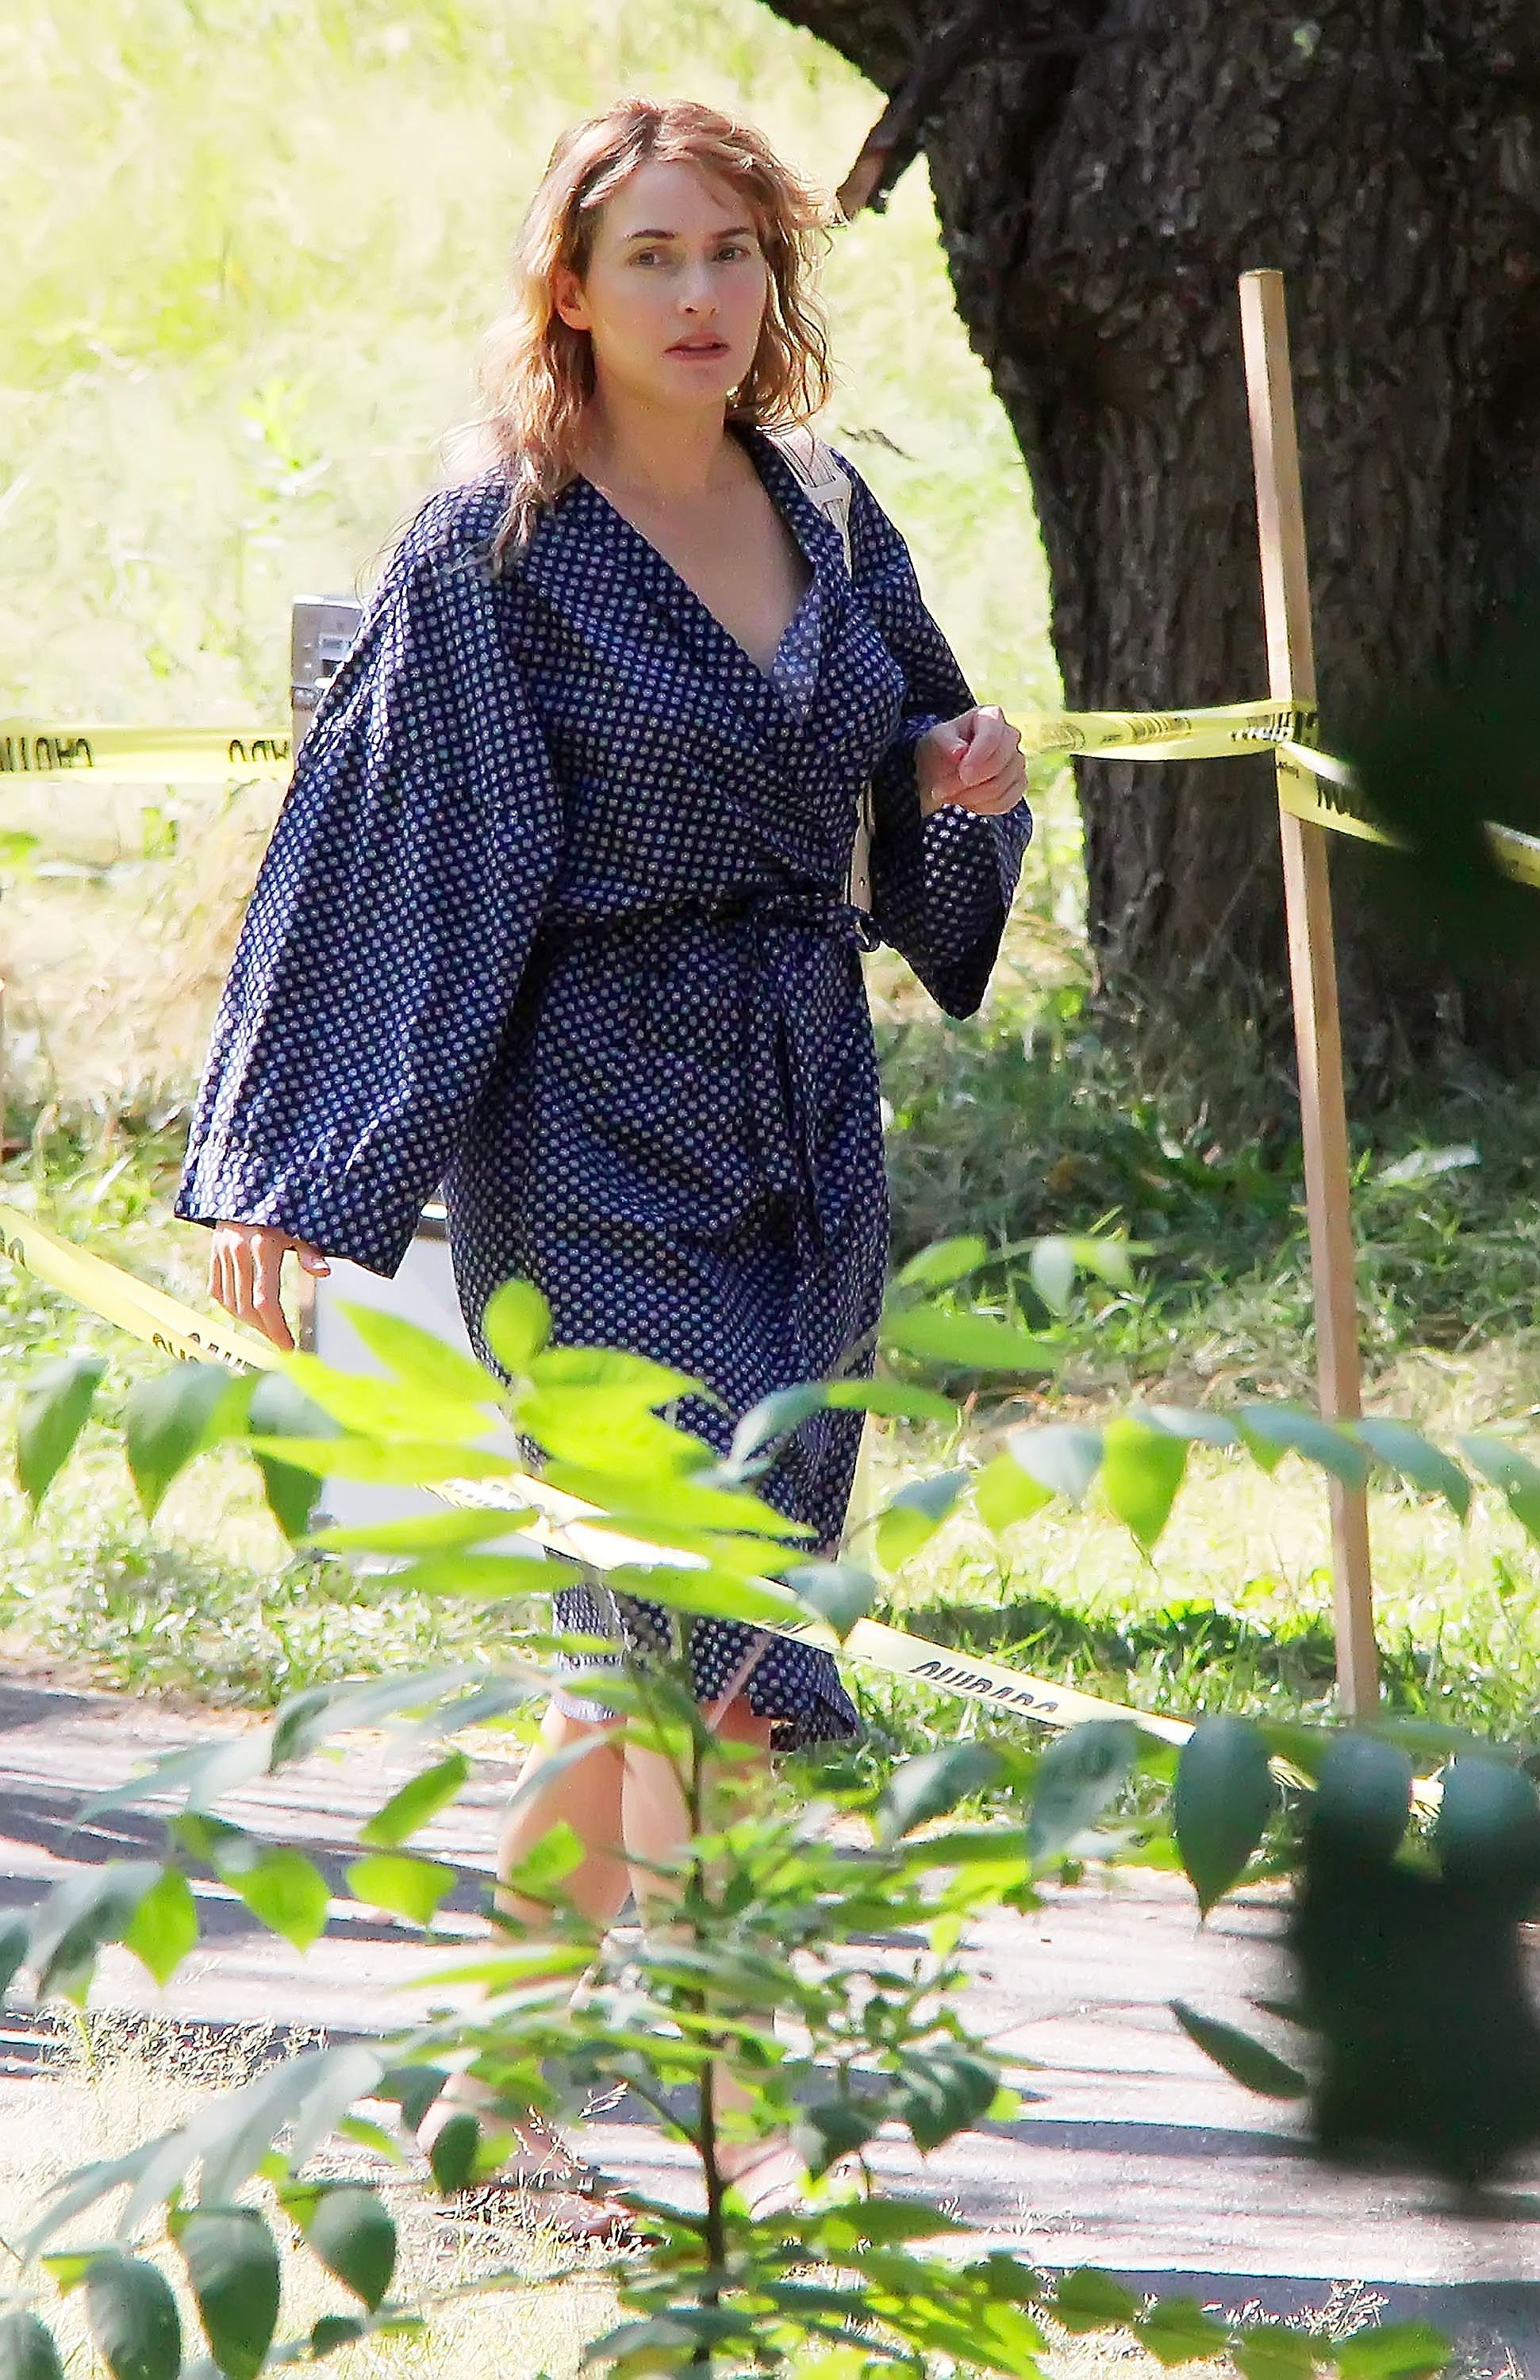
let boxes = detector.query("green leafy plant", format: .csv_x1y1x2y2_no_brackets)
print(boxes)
7,1244,1518,2376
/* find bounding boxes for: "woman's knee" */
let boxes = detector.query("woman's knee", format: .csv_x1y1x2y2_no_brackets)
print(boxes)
538,1699,626,1755
708,1695,773,1753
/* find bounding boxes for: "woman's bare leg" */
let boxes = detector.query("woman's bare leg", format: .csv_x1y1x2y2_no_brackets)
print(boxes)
429,1693,785,2206
495,1699,632,1927
422,1701,630,2162
620,1695,775,2177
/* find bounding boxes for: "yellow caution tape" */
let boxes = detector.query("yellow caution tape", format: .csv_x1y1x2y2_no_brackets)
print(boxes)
3,702,1313,787
6,695,1535,905
0,1196,1189,1747
0,1201,283,1372
1275,741,1540,892
1020,697,1318,764
2,1198,1454,1815
0,723,291,786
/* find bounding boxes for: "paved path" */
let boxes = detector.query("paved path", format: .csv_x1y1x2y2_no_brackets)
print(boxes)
0,1679,1536,2372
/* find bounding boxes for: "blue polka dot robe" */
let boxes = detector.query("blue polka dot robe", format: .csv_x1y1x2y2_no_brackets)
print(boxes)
178,427,1031,1748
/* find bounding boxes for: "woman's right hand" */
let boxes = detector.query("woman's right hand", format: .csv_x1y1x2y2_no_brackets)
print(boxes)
209,1222,331,1353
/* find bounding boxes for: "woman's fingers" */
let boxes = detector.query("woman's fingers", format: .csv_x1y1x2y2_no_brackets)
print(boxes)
250,1231,296,1353
210,1226,297,1349
933,705,1025,814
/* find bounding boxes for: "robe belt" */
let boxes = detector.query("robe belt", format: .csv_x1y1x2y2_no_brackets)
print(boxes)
553,884,880,951
552,887,870,1257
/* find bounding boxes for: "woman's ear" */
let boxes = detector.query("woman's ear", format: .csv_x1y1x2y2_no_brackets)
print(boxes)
552,265,590,332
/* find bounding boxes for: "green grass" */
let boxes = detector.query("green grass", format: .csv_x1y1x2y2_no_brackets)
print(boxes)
6,1119,1540,1768
6,0,1540,1760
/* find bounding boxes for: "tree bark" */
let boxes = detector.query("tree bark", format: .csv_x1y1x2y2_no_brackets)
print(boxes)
761,0,1540,1081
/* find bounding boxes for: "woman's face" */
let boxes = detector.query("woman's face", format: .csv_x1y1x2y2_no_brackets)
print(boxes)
555,157,770,415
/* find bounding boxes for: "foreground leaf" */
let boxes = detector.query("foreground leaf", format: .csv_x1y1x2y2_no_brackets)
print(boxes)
882,1308,1062,1373
1100,1416,1189,1553
974,1449,1054,1534
1050,2268,1139,2331
83,2253,182,2380
245,1372,340,1541
294,2186,396,2310
785,1560,876,1641
305,1508,533,1557
244,1435,514,1486
0,2313,63,2380
359,1752,470,1849
427,2111,481,2194
1137,2294,1232,2366
895,2044,999,2151
1335,2320,1451,2378
123,1362,234,1520
1313,1733,1413,1863
878,1745,1003,1844
345,1853,455,1928
121,1868,199,1988
1231,2322,1322,2378
874,1469,969,1570
1350,1418,1470,1519
482,1278,552,1375
1029,1722,1138,1865
1006,1422,1104,1507
1434,1755,1540,1897
224,1847,331,1950
174,2207,280,2380
790,2099,880,2175
1459,1433,1540,1541
336,1303,501,1407
824,1377,961,1425
17,1357,105,1511
391,1552,562,1599
601,1560,801,1628
1171,2003,1308,2099
895,1234,989,1291
1235,1405,1371,1489
30,1863,163,2000
1174,1718,1275,1914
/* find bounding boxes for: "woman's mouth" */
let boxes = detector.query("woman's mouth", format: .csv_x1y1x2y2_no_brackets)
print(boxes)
668,338,729,358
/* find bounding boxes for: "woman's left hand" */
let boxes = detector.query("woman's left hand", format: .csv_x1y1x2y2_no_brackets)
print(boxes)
916,705,1027,818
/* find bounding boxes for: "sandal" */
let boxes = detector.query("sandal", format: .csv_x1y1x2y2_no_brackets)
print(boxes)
720,2140,810,2221
422,2097,651,2247
442,2174,647,2247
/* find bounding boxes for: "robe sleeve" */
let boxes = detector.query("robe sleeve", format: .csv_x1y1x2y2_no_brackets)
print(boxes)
842,462,1032,1019
175,482,563,1277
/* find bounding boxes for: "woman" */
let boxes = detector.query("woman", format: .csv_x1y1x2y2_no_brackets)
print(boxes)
179,96,1030,2226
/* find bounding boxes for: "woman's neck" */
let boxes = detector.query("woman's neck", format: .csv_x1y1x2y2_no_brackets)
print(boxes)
578,383,739,502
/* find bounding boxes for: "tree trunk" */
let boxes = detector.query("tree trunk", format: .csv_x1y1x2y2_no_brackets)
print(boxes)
760,0,1540,1081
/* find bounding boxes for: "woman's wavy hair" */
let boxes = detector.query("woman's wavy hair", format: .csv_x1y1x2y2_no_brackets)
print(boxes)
463,98,837,573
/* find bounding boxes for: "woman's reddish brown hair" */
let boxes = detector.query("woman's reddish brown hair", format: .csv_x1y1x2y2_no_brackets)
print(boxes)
467,97,837,570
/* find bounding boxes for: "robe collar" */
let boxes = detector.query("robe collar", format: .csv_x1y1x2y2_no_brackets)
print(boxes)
511,424,849,759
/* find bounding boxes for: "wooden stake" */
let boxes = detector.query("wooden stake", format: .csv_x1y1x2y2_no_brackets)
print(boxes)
1239,269,1378,1717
